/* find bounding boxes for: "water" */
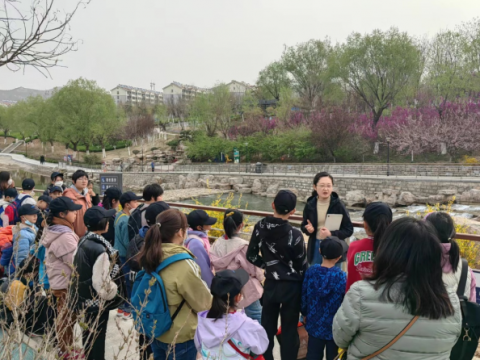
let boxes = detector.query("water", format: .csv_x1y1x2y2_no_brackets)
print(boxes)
7,169,50,191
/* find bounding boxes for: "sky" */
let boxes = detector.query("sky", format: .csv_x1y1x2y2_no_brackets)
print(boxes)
1,0,480,92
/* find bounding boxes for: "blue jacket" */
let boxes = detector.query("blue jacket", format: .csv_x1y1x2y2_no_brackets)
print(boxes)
301,265,346,340
36,244,50,289
114,211,130,258
185,230,214,288
8,225,37,275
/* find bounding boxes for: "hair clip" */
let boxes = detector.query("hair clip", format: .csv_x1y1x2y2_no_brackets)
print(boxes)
226,212,234,217
156,223,161,228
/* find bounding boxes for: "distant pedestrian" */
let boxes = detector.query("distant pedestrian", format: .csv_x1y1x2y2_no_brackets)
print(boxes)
151,161,155,172
40,155,45,165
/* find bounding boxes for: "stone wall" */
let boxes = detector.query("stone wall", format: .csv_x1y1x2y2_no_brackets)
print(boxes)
122,172,480,206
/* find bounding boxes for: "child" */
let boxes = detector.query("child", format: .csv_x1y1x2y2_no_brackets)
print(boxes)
247,190,307,360
101,187,122,245
210,209,264,323
87,180,100,206
5,179,37,225
49,186,63,200
35,195,51,235
346,202,392,292
301,237,347,360
185,209,216,287
43,172,66,196
73,207,126,360
42,197,82,359
114,191,141,319
195,269,269,359
0,188,17,227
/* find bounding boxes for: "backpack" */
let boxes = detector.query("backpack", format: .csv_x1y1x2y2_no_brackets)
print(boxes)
131,253,193,338
8,195,32,225
0,203,8,227
450,259,480,360
127,232,145,273
127,204,147,242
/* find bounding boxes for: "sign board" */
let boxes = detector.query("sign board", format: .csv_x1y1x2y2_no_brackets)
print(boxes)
100,173,123,196
474,270,480,304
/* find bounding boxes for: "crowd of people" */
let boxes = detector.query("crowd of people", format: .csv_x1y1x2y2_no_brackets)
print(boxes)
0,169,476,360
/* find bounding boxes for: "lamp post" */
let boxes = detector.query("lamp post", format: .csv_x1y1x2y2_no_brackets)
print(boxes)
386,137,391,176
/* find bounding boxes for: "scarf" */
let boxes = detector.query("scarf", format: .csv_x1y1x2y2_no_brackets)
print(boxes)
84,232,120,279
52,217,75,232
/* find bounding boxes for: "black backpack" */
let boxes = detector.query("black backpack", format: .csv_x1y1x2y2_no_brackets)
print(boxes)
127,233,145,273
450,259,480,360
127,204,147,242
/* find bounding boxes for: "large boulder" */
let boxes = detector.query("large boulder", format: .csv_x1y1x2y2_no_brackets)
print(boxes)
238,187,252,194
229,177,244,186
374,190,398,207
178,175,186,189
214,183,232,190
252,179,264,194
184,180,199,189
187,173,200,181
396,192,416,206
233,184,250,192
266,183,280,197
459,189,480,203
161,183,178,190
346,190,366,207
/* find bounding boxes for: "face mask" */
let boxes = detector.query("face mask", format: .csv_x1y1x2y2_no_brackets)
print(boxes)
25,220,35,227
55,181,63,187
7,179,12,186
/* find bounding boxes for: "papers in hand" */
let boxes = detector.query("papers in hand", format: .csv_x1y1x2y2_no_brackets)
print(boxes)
325,214,343,231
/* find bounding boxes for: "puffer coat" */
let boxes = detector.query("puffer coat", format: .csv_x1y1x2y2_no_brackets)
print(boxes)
333,280,461,360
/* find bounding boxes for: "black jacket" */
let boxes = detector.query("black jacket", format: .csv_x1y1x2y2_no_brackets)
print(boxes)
301,192,354,264
247,217,307,282
127,204,148,242
91,193,100,206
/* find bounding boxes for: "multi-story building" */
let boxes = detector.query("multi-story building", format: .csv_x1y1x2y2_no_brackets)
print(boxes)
162,82,209,104
110,85,163,106
226,80,255,96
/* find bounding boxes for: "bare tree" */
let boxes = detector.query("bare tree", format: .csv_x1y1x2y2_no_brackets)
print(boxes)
0,0,88,76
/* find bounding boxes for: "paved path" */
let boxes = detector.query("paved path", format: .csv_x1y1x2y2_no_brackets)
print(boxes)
0,153,94,172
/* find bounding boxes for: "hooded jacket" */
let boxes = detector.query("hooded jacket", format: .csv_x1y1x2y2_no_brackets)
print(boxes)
194,310,269,359
8,224,37,275
185,230,214,288
301,193,353,264
41,224,79,290
63,186,91,238
156,243,212,344
210,236,265,308
246,217,307,282
301,265,346,339
333,280,461,360
441,243,476,301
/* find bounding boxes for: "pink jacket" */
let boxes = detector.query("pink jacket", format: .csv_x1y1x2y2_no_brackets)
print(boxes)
210,236,264,308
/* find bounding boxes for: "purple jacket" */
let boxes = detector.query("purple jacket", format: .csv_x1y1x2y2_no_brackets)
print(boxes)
195,310,268,359
185,230,214,287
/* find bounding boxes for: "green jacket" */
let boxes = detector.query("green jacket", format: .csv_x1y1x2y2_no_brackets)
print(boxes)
114,211,129,258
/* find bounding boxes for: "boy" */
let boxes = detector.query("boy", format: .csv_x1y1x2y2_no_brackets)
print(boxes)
301,237,347,360
247,190,307,360
43,172,65,196
63,170,92,237
114,191,142,319
5,179,36,225
35,195,51,241
49,186,63,200
185,209,217,287
0,188,17,227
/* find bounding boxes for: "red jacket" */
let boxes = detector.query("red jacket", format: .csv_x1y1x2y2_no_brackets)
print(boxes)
346,237,374,292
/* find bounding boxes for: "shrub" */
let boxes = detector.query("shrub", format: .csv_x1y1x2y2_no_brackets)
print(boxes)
83,153,101,165
132,150,140,155
151,147,158,152
167,139,180,149
462,155,478,164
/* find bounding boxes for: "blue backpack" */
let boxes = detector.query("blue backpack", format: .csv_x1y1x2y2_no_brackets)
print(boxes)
8,195,32,225
131,253,192,338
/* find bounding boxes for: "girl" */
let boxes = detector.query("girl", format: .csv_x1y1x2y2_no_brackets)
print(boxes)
333,218,461,359
41,197,82,359
73,206,125,360
346,202,392,291
100,187,122,245
195,269,269,359
426,212,477,302
87,180,100,206
301,172,353,265
210,209,264,323
138,209,212,360
0,171,14,198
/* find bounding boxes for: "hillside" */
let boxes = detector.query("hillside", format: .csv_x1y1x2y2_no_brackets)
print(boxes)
0,87,54,102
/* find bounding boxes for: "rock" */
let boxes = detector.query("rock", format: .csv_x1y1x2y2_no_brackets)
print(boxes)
374,190,397,207
346,190,366,207
161,183,178,190
214,183,232,190
252,179,264,194
186,173,200,181
184,180,199,189
238,187,252,194
460,189,480,203
396,192,416,206
452,217,480,234
438,189,457,196
229,177,244,185
266,183,279,197
279,188,299,196
233,184,250,192
178,175,186,189
220,177,230,184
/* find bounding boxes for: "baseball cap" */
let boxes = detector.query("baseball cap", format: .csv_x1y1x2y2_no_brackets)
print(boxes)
120,191,142,207
4,188,17,198
50,186,64,194
50,172,64,181
38,195,52,204
84,206,116,229
104,187,122,199
274,190,297,215
145,201,170,225
187,209,217,230
211,269,249,299
320,236,349,260
50,197,83,214
18,204,40,216
22,179,35,191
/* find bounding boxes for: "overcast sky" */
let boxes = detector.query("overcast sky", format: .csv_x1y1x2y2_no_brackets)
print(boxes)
1,0,480,92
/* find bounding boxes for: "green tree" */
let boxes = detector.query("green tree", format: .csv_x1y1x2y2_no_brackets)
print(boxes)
37,98,62,153
210,84,234,139
0,105,8,144
275,87,296,126
92,95,124,158
154,103,169,131
189,93,216,137
256,61,291,100
337,28,422,127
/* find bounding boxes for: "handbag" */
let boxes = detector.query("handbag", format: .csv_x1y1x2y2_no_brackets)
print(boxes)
227,340,265,360
450,259,480,360
334,315,419,360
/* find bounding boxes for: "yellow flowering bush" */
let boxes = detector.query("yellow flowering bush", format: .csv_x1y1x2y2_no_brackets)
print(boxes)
462,155,479,164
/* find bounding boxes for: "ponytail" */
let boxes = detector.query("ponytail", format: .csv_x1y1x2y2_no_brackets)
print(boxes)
46,212,55,226
223,209,243,239
425,212,459,272
207,294,238,321
363,202,393,254
102,196,113,210
372,216,390,254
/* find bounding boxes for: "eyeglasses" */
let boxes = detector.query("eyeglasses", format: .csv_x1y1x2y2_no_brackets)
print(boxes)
317,184,333,189
77,177,88,181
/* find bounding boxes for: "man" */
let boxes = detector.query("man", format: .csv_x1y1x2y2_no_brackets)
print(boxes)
43,172,66,196
5,179,37,225
247,190,307,360
151,161,155,173
63,170,92,237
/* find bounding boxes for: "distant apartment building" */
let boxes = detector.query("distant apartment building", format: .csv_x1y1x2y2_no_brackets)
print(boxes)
110,84,163,106
162,82,209,104
226,80,255,96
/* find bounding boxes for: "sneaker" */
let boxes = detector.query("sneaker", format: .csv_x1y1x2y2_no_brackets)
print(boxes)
121,311,132,320
116,309,124,317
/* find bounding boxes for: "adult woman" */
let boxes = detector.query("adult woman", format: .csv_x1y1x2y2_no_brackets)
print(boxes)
301,172,353,265
333,218,461,359
426,212,477,301
210,209,264,323
138,209,212,360
346,202,392,292
63,170,92,238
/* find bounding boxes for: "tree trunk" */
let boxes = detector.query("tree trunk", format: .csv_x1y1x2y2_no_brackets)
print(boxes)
372,110,383,128
128,146,131,156
411,150,414,163
102,148,106,159
51,145,54,153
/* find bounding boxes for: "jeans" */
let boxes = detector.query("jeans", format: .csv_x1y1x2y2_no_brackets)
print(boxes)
151,339,196,360
306,336,338,360
82,310,110,360
119,256,132,312
245,299,262,323
312,239,342,269
262,280,302,360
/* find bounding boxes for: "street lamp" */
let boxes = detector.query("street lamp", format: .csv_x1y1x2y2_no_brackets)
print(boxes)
386,137,391,176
